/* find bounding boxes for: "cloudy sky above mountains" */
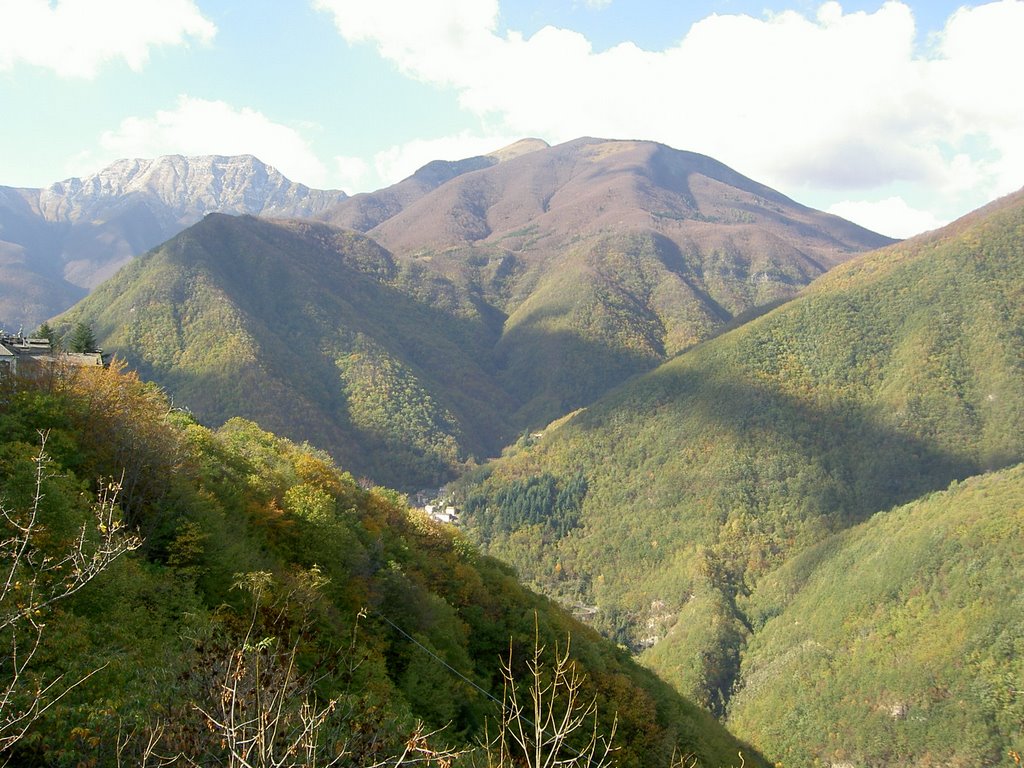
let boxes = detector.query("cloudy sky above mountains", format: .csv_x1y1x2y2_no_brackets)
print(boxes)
1,0,1021,238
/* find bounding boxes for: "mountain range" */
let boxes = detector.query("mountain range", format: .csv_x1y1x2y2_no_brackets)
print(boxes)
455,185,1024,765
0,154,348,329
55,138,891,488
0,140,551,331
11,136,1021,765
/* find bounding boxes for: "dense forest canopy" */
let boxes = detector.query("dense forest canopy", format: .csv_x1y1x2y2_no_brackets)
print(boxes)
0,361,757,766
453,189,1024,764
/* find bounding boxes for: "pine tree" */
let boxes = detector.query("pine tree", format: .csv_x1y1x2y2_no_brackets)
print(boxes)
66,321,97,353
34,321,59,349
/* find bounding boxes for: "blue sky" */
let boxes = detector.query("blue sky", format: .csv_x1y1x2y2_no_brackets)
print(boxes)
1,0,1021,238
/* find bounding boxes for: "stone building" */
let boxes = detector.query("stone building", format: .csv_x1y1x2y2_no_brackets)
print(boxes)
0,332,105,377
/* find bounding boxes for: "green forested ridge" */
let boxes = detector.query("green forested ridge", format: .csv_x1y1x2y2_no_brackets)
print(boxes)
729,464,1024,766
0,362,759,766
455,187,1024,759
58,214,516,490
58,138,890,491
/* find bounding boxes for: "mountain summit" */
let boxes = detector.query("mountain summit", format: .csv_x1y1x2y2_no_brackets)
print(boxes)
0,155,347,329
35,154,345,224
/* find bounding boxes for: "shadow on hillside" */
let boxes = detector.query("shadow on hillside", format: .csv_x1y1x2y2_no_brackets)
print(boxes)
537,362,1003,717
105,216,534,489
495,322,665,430
578,359,991,534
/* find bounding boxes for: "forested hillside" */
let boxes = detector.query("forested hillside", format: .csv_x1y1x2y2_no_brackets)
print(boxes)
58,138,890,491
727,463,1024,766
57,214,515,490
0,361,757,766
455,187,1024,762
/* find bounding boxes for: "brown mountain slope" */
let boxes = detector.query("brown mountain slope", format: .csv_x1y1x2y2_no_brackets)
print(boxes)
369,138,891,269
319,138,551,232
363,138,895,424
321,155,498,232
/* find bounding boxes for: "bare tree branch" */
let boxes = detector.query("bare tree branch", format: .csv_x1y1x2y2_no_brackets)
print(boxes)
0,430,142,752
485,618,617,768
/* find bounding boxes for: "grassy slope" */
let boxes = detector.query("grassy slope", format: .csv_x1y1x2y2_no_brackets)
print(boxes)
455,188,1024,745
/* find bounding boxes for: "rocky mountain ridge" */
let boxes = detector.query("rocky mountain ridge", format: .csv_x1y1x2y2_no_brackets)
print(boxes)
0,154,348,329
31,154,347,222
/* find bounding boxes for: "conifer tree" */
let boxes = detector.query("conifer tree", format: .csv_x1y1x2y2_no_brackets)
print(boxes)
66,321,97,353
34,321,59,350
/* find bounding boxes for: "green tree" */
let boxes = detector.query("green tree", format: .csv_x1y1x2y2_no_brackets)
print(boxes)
33,322,59,350
0,432,141,751
66,321,98,353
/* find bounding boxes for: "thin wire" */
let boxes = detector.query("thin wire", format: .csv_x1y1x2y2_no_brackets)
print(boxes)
372,609,505,710
371,608,591,761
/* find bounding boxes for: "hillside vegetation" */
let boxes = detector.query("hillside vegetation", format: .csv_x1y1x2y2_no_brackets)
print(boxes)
0,362,758,767
727,463,1024,766
59,138,890,490
455,187,1024,761
58,214,515,490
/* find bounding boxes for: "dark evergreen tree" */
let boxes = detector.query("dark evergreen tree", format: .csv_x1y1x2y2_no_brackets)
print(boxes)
66,321,97,353
34,321,60,350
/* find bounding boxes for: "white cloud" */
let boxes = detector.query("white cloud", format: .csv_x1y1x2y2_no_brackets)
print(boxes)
333,155,371,194
827,197,948,239
0,0,215,78
369,133,523,186
311,0,500,85
78,96,329,186
315,0,1024,219
928,0,1024,200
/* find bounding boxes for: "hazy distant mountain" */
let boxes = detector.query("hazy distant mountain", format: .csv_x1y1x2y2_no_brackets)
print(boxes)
0,155,347,329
